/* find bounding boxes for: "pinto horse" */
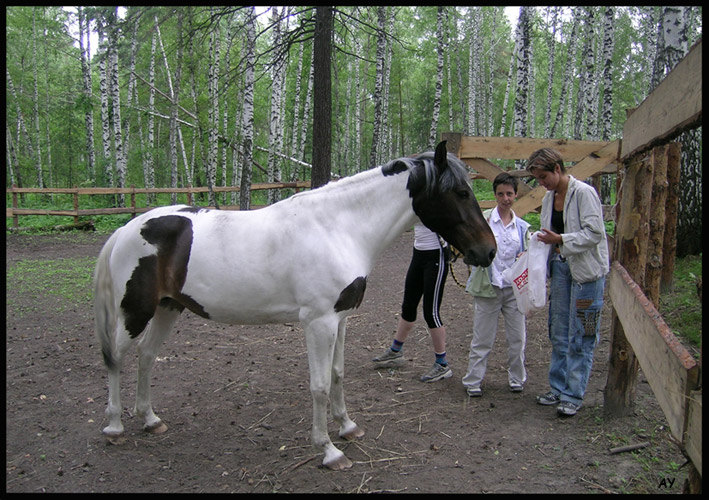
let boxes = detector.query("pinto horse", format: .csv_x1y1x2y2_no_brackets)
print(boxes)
93,140,496,470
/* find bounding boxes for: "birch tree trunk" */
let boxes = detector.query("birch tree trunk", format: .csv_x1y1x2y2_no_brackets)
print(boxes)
206,14,220,207
543,7,559,138
32,8,45,188
369,6,387,167
289,41,305,182
512,6,531,154
599,6,615,203
97,23,114,192
652,6,701,256
239,6,256,210
380,10,394,162
144,26,157,205
467,8,480,136
428,6,444,149
550,10,579,138
78,7,96,184
267,7,285,204
109,10,126,207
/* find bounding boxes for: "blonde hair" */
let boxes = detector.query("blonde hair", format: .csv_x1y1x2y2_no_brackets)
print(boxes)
526,148,566,174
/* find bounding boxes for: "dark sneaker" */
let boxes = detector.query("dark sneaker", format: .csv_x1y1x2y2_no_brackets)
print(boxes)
372,347,403,364
536,391,561,406
420,363,452,383
557,401,581,417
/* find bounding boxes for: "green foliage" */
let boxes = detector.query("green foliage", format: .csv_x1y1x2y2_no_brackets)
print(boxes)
659,254,702,350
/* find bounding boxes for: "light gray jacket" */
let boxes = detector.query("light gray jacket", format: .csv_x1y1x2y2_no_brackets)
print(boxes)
540,175,609,283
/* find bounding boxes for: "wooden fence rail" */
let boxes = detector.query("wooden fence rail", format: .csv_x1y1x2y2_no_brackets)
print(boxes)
6,181,310,228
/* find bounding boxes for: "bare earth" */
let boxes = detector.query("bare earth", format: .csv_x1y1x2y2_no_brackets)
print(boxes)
5,230,689,493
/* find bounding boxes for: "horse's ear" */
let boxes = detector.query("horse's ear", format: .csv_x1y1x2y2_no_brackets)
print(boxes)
434,140,448,174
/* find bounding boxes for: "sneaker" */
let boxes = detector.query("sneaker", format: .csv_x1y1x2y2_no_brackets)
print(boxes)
466,387,483,397
372,347,403,364
557,400,581,417
536,391,561,406
509,383,524,393
420,363,452,383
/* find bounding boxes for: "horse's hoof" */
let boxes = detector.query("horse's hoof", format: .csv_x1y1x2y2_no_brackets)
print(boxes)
324,454,353,470
340,425,364,441
144,421,168,434
103,430,126,445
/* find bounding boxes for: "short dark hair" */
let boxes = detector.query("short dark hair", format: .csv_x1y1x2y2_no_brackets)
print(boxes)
493,172,518,194
526,148,566,174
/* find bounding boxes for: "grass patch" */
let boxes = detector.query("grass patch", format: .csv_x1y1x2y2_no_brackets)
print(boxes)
6,257,97,317
659,254,702,352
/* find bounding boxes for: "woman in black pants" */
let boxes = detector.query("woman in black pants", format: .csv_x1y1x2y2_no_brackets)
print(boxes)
372,223,452,382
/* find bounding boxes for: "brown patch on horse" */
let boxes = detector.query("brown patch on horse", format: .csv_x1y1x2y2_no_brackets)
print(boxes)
121,215,209,338
334,277,367,312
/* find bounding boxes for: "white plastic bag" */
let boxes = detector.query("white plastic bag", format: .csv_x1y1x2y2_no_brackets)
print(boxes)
526,232,548,309
503,232,547,314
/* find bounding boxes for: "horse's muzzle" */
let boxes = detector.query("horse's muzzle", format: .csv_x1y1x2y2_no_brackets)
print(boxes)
464,247,496,267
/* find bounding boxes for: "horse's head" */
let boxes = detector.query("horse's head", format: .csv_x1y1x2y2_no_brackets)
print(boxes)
407,141,497,267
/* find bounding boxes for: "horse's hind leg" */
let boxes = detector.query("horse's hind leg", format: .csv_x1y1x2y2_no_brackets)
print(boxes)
135,304,181,434
331,320,364,441
103,325,134,441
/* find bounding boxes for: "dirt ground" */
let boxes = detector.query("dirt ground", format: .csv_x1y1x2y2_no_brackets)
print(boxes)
6,229,690,493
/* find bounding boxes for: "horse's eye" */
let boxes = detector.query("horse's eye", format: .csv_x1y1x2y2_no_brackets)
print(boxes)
457,190,470,199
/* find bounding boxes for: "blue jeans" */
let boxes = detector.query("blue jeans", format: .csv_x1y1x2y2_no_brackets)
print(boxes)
547,258,605,406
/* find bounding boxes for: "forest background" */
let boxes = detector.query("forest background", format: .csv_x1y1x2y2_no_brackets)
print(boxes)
4,6,703,256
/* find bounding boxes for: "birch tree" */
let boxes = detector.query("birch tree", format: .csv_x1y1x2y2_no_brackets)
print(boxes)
31,8,45,188
239,6,256,210
652,6,701,256
369,6,387,167
512,7,531,150
550,9,579,138
267,7,285,204
543,7,559,138
144,25,157,205
428,6,444,149
97,20,113,191
78,7,96,183
206,13,220,207
108,9,126,206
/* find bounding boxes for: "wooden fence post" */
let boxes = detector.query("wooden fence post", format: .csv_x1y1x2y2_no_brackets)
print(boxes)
130,185,136,219
661,143,681,292
12,185,19,228
604,153,653,417
73,186,79,225
646,146,668,308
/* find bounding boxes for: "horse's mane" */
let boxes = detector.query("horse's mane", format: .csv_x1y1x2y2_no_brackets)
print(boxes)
394,151,470,196
287,150,470,203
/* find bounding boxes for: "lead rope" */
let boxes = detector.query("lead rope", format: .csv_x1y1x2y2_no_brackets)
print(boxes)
448,246,471,290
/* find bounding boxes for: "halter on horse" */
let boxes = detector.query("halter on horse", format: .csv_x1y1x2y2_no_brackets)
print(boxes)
93,140,496,470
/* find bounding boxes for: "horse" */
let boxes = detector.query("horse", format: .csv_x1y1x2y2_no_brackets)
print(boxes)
93,140,496,470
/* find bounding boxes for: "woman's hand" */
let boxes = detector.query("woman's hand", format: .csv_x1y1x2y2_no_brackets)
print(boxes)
537,228,562,246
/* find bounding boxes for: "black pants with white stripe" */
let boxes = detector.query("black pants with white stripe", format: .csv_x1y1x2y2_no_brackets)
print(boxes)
400,246,450,329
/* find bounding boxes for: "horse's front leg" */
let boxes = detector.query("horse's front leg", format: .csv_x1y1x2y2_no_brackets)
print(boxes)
303,315,352,470
331,319,364,442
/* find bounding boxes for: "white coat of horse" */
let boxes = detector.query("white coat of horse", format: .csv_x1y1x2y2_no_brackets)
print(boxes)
94,141,496,469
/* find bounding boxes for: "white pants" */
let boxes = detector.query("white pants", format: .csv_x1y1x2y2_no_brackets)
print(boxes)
462,286,526,390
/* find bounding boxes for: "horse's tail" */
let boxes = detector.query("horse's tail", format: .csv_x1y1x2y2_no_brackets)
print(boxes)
94,230,120,371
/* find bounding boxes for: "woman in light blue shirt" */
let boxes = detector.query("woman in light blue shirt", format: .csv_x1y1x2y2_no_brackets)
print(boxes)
462,173,530,397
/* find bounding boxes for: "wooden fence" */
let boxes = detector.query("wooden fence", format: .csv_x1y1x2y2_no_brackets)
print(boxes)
5,181,310,228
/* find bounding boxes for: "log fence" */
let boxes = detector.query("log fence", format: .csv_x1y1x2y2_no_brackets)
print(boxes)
6,181,310,229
